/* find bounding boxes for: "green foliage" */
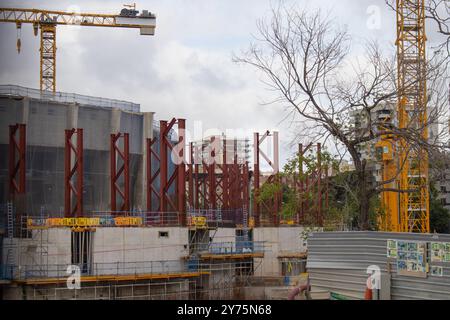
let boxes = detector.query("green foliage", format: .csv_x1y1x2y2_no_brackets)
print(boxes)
256,146,387,230
429,183,450,233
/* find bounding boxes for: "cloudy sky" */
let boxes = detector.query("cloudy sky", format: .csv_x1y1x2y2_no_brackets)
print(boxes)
0,0,445,166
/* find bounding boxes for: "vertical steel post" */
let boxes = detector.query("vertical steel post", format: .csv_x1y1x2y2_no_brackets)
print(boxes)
222,136,228,210
209,136,216,209
188,142,194,210
273,131,280,226
9,124,26,198
159,121,168,215
177,119,186,225
298,143,303,224
253,132,260,226
123,133,130,212
110,132,130,213
110,134,116,212
317,143,322,226
64,128,83,217
195,147,200,209
146,138,152,212
147,137,161,215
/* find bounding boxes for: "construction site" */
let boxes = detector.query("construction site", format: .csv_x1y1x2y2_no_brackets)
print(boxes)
0,1,449,301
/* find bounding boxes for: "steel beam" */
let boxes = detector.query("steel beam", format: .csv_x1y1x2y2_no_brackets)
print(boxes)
64,128,83,217
110,132,130,213
9,123,26,198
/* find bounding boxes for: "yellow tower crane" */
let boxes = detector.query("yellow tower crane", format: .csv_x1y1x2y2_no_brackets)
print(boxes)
0,6,156,92
379,0,430,233
396,0,429,233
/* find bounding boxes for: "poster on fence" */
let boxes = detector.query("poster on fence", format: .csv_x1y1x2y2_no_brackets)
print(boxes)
430,242,450,263
430,265,443,277
387,239,427,278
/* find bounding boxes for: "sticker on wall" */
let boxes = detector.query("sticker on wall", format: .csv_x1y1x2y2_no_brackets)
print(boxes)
431,242,450,263
430,266,443,277
395,240,427,278
387,239,398,258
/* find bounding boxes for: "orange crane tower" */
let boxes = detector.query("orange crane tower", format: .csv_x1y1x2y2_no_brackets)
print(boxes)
0,6,156,92
379,0,430,233
395,0,429,233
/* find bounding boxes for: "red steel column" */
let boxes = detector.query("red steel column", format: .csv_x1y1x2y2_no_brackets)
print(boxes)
124,133,130,212
159,121,168,214
147,137,161,212
195,152,200,209
243,161,249,210
209,136,216,209
273,131,280,226
298,143,303,224
146,138,152,212
188,142,194,210
9,124,26,198
317,143,322,226
177,119,186,225
64,128,83,217
253,132,260,226
110,132,130,213
110,134,116,212
325,164,329,216
222,137,229,210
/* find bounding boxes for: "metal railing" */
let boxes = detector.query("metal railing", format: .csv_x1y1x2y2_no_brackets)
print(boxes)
207,241,265,255
187,209,245,228
23,209,251,229
0,84,140,112
1,259,194,280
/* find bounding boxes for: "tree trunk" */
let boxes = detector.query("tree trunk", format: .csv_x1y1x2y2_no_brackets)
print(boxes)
348,148,370,230
358,161,370,230
359,183,370,230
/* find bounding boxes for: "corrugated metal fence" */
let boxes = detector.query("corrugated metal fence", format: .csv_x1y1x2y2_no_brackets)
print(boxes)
306,231,450,300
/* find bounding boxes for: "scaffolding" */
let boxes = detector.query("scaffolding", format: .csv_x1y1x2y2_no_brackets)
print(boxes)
1,209,268,300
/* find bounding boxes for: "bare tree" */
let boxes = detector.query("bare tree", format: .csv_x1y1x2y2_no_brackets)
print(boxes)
235,6,449,229
387,0,450,58
426,0,450,55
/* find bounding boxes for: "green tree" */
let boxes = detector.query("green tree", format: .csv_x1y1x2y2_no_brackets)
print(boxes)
430,184,450,233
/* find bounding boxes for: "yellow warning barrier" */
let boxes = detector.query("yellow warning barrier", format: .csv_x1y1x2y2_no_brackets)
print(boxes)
27,216,143,229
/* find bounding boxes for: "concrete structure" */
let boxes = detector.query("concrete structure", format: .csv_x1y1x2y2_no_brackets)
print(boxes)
192,134,250,165
0,84,177,215
0,85,309,300
254,227,306,277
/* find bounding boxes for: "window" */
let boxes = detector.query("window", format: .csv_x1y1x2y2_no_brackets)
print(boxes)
159,231,169,238
71,231,93,275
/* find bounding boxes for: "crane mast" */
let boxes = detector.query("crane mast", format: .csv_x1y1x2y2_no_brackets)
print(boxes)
0,7,156,92
395,0,430,233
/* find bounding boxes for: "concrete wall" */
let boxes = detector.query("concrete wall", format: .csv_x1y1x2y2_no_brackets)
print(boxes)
0,93,182,214
2,228,71,279
253,227,306,276
3,227,190,278
3,278,192,300
212,228,236,243
93,227,189,275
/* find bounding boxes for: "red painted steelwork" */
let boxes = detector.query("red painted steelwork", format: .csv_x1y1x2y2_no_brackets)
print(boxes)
253,130,280,226
64,128,83,217
9,123,26,198
157,118,186,225
110,132,130,213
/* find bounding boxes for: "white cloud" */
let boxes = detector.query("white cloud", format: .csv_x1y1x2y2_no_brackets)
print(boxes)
0,0,446,167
